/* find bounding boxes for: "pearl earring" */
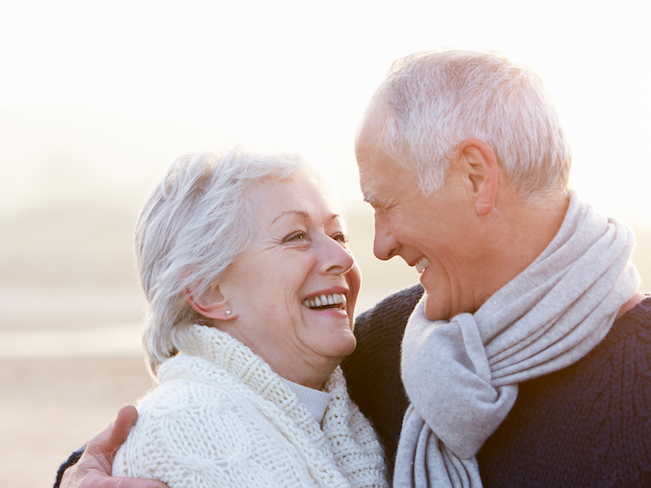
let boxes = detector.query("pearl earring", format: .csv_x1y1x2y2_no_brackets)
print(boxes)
225,310,232,316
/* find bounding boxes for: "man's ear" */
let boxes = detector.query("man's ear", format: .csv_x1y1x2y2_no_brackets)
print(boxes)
183,283,237,321
455,137,499,216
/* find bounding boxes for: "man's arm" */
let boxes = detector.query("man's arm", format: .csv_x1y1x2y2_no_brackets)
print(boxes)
56,405,167,488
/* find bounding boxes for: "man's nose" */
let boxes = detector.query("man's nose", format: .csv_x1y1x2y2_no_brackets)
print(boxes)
373,215,399,260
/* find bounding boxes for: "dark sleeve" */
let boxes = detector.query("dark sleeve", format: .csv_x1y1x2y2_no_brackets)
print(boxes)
53,445,86,488
342,284,423,473
478,296,651,488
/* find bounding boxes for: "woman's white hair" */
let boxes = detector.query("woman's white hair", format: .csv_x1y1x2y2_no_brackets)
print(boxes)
374,48,572,204
135,146,328,375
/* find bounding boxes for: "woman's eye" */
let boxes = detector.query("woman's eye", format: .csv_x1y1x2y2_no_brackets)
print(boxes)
332,232,349,244
283,231,307,243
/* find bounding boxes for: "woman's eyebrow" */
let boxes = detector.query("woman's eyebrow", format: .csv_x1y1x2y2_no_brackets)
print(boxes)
270,211,341,226
270,210,310,226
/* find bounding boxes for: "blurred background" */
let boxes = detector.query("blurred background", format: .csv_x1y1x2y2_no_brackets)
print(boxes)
1,1,649,487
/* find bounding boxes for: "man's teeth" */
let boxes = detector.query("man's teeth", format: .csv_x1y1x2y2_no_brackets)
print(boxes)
302,293,347,309
415,257,431,273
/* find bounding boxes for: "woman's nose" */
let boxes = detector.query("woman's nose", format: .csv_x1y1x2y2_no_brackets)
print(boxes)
320,236,355,274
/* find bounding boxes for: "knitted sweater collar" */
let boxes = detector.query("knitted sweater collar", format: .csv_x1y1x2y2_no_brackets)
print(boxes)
161,324,389,488
176,324,322,434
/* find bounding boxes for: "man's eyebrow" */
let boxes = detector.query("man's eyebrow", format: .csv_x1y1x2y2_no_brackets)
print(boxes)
363,192,379,207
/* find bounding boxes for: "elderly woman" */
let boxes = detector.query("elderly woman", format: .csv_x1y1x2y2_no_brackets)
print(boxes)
103,148,387,487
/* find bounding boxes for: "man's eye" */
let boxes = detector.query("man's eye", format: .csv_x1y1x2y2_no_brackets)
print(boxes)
283,232,307,243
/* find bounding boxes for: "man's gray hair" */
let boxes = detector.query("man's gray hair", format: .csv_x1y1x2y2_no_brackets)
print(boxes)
375,48,572,203
135,147,325,375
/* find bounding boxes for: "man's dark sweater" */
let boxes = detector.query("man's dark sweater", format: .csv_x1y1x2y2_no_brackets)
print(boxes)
341,285,651,487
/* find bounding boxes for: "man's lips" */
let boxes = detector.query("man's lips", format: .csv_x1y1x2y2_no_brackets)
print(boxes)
415,257,431,273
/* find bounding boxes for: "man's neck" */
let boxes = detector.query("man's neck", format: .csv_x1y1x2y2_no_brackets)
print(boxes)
477,191,571,309
492,192,643,320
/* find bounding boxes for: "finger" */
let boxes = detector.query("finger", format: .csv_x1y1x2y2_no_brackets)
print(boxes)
108,405,139,454
85,405,138,473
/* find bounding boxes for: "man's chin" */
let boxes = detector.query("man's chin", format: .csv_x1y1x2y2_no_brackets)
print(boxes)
423,293,452,322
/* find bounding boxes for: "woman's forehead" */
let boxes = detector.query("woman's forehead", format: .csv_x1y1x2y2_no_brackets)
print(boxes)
252,178,341,221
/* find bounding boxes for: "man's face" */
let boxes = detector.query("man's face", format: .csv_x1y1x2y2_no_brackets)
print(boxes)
355,105,482,321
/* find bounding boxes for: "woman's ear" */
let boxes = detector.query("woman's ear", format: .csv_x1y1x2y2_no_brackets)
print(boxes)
183,283,238,321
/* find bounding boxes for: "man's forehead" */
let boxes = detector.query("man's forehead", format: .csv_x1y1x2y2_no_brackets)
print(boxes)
355,101,388,153
356,155,378,187
357,154,400,209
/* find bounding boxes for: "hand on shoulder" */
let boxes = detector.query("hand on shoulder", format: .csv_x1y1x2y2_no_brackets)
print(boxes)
60,406,167,488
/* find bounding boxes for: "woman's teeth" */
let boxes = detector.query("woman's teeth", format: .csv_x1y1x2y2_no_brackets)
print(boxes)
302,293,347,310
415,257,431,273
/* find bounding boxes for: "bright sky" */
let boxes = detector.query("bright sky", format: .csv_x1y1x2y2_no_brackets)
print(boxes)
1,0,650,225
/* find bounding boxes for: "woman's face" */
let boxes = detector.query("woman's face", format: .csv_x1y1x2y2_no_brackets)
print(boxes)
215,177,361,388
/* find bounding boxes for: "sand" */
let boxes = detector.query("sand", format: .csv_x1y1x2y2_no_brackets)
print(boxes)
0,355,154,488
0,283,413,488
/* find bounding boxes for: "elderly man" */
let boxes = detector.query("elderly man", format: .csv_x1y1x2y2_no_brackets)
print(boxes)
57,49,650,488
344,48,650,487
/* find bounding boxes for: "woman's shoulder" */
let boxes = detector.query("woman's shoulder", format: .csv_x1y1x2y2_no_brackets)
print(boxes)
138,354,259,413
114,363,369,487
156,353,231,384
115,359,312,485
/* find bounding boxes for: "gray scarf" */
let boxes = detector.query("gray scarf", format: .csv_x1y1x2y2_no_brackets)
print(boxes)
394,193,640,488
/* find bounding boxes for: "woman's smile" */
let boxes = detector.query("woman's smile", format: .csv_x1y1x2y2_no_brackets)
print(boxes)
212,176,361,386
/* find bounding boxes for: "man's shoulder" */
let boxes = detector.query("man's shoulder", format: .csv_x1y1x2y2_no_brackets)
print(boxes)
616,294,651,331
478,295,651,488
515,295,651,406
345,284,423,381
593,294,651,359
354,284,424,337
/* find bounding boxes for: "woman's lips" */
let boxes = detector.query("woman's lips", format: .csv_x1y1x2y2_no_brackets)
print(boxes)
301,292,347,310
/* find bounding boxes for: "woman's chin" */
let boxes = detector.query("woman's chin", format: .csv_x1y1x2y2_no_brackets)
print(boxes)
315,332,357,362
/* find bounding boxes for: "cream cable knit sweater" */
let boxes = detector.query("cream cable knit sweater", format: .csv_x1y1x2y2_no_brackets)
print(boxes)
113,324,388,488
